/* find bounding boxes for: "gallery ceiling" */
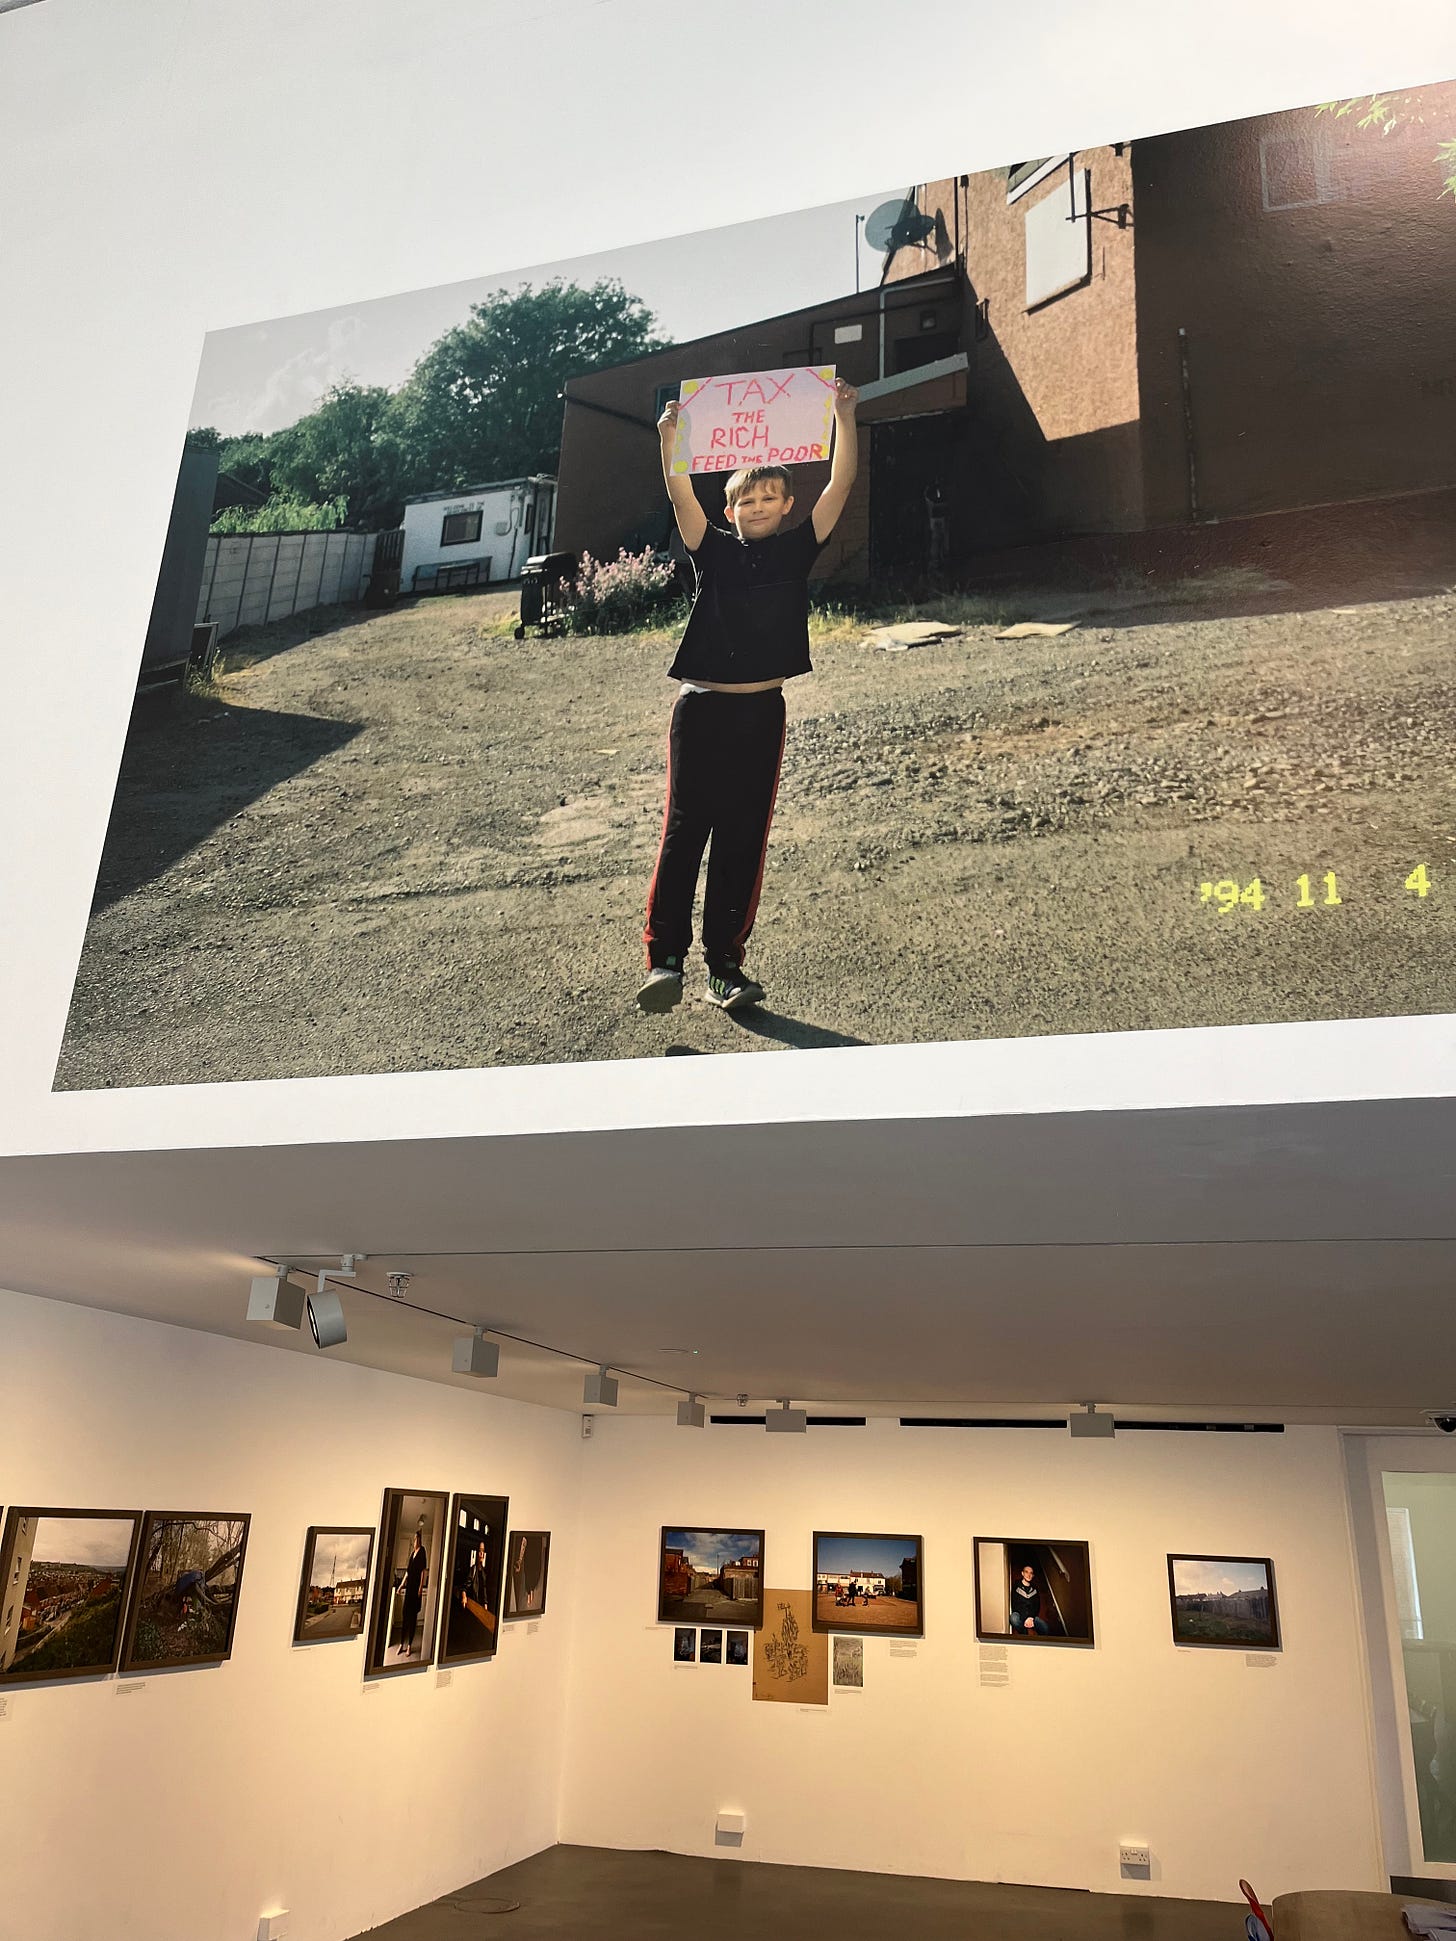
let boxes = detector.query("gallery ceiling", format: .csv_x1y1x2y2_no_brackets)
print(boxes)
1,1093,1453,1425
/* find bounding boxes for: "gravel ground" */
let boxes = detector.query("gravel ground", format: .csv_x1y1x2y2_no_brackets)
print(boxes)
54,574,1456,1087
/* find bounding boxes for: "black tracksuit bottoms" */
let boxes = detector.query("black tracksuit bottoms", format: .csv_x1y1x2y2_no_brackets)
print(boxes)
643,687,787,976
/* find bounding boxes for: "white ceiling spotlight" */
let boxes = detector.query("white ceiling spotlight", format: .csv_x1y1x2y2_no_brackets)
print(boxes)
766,1399,807,1434
452,1327,500,1379
583,1365,619,1408
676,1393,706,1429
246,1268,306,1331
306,1285,348,1350
1070,1401,1115,1439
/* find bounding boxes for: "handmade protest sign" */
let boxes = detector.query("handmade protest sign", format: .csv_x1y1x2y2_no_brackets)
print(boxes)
672,365,837,474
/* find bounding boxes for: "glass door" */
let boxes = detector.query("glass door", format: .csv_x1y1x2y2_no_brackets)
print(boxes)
1349,1435,1456,1881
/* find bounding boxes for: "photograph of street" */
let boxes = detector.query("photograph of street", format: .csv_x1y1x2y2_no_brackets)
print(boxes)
657,1528,764,1627
121,1514,250,1670
1168,1555,1279,1648
294,1527,374,1644
0,1510,141,1683
813,1532,923,1636
52,79,1456,1090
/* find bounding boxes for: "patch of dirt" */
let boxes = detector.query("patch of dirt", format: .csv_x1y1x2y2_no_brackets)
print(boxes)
53,576,1456,1087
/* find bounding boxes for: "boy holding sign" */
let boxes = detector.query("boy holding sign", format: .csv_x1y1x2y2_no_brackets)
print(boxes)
638,373,859,1015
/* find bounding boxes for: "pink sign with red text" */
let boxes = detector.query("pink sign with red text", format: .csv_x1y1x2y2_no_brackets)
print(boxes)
672,365,837,474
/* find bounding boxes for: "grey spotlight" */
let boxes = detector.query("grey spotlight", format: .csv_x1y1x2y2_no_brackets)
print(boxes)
452,1329,500,1379
583,1365,619,1408
247,1271,305,1331
307,1288,348,1350
766,1399,807,1434
1070,1402,1115,1439
677,1394,706,1429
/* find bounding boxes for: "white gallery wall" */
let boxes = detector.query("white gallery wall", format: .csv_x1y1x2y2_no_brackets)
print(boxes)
561,1414,1383,1903
0,1286,583,1941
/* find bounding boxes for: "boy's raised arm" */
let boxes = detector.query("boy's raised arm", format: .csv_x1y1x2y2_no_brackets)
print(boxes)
812,378,859,543
659,399,708,552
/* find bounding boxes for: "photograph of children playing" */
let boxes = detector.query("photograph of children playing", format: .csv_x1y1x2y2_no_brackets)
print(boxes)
53,78,1456,1092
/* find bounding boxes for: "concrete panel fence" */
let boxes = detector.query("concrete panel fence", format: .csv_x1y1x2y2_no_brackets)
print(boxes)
197,529,378,638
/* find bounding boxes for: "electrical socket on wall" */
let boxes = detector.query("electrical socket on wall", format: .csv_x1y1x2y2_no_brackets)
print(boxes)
1119,1843,1151,1872
257,1915,290,1941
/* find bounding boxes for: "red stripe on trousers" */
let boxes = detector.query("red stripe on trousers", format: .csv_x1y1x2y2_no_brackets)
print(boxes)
730,711,787,961
641,713,676,967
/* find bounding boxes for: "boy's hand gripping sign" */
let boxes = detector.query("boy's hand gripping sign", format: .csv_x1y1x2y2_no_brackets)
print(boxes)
672,365,837,474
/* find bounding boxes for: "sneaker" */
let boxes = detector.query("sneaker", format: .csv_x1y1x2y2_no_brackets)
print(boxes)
636,966,684,1014
705,969,766,1012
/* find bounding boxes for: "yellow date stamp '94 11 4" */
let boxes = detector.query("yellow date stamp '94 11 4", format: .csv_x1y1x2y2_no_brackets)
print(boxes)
1197,867,1433,913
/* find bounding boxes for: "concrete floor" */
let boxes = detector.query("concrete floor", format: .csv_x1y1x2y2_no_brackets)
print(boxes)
352,1844,1241,1939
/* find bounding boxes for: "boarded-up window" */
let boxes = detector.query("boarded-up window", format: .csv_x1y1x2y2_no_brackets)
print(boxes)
440,509,483,547
1024,170,1090,309
1259,133,1341,211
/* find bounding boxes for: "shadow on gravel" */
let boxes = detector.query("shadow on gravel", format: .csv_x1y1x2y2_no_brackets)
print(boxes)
726,1010,867,1050
89,694,360,910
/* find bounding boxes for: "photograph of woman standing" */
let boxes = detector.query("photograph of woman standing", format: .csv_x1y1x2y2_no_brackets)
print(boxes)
395,1526,429,1656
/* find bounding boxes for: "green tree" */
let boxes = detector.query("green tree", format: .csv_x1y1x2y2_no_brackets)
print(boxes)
211,492,348,534
266,379,402,529
1317,92,1456,201
388,277,668,493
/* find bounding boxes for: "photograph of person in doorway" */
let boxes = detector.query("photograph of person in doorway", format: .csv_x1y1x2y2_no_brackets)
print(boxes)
637,377,859,1016
975,1537,1095,1645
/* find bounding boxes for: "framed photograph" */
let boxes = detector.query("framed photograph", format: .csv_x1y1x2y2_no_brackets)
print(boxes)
293,1527,375,1646
1168,1554,1280,1649
725,1628,749,1667
975,1538,1095,1646
673,1625,697,1663
365,1488,447,1676
120,1513,250,1671
700,1627,723,1664
657,1527,764,1628
439,1493,509,1665
0,1508,143,1684
503,1530,551,1620
812,1531,924,1637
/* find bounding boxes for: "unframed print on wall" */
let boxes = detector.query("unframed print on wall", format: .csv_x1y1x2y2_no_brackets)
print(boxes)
51,77,1456,1095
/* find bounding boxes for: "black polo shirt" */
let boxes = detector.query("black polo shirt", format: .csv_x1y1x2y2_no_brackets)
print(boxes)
667,517,826,684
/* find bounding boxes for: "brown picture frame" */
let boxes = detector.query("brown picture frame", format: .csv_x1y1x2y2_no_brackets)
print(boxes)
974,1536,1095,1647
811,1530,924,1637
0,1506,144,1685
503,1529,552,1621
1167,1553,1280,1650
119,1511,252,1672
438,1493,510,1666
656,1527,765,1629
364,1488,448,1677
292,1526,376,1647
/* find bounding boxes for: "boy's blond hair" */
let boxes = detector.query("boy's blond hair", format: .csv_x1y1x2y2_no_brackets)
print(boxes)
724,464,793,508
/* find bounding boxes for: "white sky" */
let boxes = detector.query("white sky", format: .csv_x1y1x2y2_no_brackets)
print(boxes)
308,1532,372,1587
31,1515,134,1569
1172,1557,1269,1597
188,187,908,438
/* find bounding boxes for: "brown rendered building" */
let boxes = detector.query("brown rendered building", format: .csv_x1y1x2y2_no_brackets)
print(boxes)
553,79,1455,587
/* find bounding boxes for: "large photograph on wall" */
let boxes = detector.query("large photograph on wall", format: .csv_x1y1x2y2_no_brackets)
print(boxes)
293,1526,375,1645
365,1488,447,1675
657,1527,764,1628
439,1492,509,1665
974,1537,1094,1646
812,1530,924,1636
51,79,1456,1091
120,1512,251,1671
0,1508,143,1684
1167,1553,1280,1648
